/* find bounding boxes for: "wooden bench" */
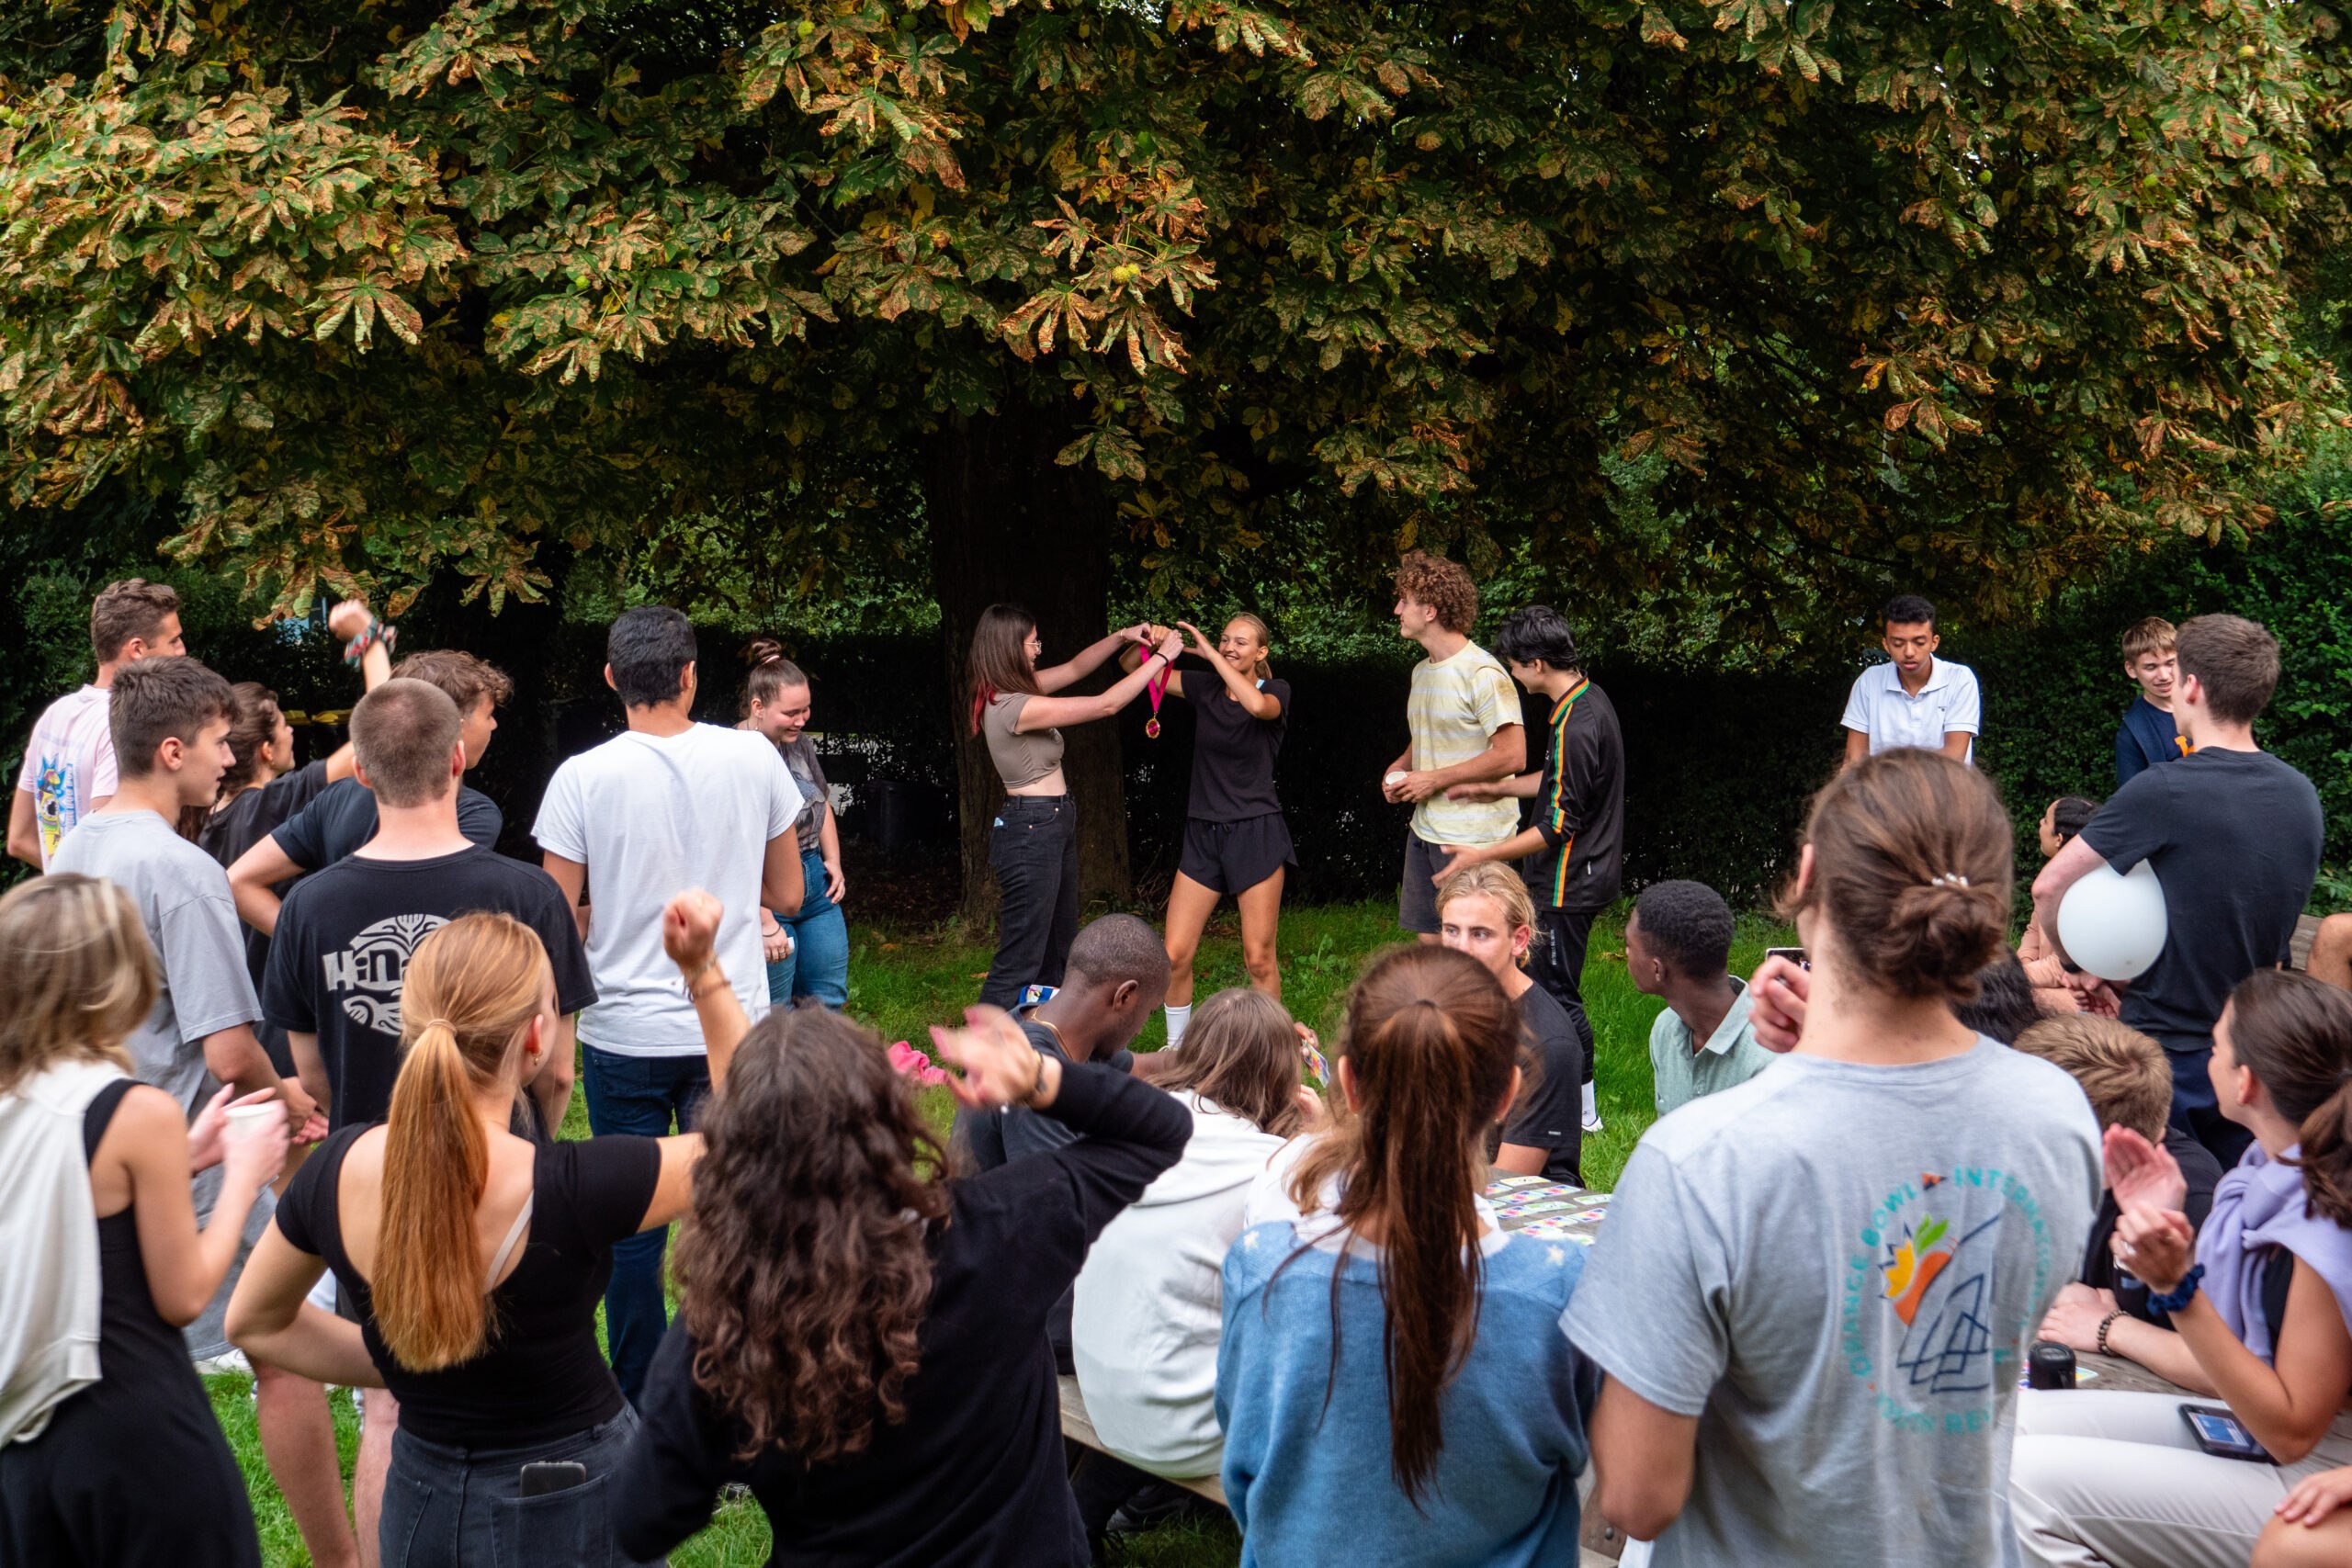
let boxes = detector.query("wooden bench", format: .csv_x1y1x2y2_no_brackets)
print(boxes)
1057,1376,1228,1507
1057,1377,1627,1564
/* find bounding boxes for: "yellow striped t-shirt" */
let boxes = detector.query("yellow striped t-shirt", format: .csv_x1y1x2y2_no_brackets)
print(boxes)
1408,643,1521,846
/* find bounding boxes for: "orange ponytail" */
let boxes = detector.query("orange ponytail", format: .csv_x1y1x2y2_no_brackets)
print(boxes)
372,914,550,1371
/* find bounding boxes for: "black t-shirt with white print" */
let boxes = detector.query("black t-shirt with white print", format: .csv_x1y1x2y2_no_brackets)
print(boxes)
262,846,594,1131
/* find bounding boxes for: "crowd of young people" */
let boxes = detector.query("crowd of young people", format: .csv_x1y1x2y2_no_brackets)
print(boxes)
2,562,2346,1568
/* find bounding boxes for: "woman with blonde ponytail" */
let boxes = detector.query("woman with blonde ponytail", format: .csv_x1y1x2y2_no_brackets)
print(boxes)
1214,943,1594,1565
1117,613,1294,1048
229,893,750,1567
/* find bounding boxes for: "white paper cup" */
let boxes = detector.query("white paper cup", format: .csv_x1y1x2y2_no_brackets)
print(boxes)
1385,771,1409,787
225,1104,277,1135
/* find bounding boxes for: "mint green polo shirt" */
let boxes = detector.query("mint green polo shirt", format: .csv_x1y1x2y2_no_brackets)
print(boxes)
1647,978,1773,1117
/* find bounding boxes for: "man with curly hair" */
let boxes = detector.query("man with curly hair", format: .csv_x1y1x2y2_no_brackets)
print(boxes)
1379,551,1525,942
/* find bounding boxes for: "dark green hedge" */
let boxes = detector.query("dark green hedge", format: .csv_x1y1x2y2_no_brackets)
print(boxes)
9,467,2348,909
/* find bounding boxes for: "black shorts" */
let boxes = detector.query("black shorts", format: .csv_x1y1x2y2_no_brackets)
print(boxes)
1178,813,1295,895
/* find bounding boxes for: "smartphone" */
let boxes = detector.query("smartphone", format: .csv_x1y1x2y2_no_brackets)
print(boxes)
518,1461,589,1496
1764,946,1811,971
2179,1404,2271,1462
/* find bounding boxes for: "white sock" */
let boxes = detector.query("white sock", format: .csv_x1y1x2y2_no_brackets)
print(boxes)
1165,1003,1193,1051
1581,1079,1600,1130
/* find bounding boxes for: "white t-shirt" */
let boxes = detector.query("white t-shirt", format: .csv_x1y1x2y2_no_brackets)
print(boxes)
1840,658,1981,764
13,685,117,869
532,724,802,1056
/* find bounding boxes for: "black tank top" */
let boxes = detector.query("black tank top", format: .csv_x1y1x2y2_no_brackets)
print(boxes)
82,1081,205,1391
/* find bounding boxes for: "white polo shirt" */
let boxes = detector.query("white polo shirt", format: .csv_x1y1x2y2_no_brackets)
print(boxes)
1840,657,1981,764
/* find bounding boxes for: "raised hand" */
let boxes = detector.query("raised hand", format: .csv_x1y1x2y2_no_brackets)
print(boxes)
2112,1203,2195,1296
327,597,372,642
2103,1123,2188,1215
663,889,724,974
1176,620,1218,660
928,1005,1059,1111
1154,626,1184,662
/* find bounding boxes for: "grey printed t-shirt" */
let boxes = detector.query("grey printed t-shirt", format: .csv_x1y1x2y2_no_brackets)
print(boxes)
1562,1041,2099,1568
51,809,264,1121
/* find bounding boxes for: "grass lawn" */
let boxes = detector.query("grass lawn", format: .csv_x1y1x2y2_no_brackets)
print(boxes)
211,897,1791,1566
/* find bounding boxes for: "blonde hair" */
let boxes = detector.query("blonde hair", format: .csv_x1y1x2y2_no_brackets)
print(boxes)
375,914,550,1372
1227,614,1274,683
0,875,151,1096
1436,862,1536,967
2012,1014,2171,1145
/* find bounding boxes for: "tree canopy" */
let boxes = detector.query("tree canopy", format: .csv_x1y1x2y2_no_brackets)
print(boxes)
5,0,2346,640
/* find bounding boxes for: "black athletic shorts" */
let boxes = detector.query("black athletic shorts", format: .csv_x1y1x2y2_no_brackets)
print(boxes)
1178,813,1295,895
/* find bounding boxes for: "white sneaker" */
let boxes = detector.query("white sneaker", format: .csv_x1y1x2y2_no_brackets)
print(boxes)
1581,1112,1604,1134
194,1348,251,1378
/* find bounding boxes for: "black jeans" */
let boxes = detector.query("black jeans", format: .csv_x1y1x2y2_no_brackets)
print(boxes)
982,795,1080,1009
1528,908,1599,1085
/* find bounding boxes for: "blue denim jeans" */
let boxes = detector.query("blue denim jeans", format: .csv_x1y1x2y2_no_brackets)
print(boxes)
765,846,849,1009
379,1407,661,1568
581,1047,707,1404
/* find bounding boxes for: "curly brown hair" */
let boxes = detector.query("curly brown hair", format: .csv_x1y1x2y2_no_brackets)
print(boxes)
1393,551,1478,635
673,1007,951,1462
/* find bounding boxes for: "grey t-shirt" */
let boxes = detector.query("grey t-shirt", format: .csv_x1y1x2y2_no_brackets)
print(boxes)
779,737,829,853
1562,1040,2100,1568
51,809,263,1122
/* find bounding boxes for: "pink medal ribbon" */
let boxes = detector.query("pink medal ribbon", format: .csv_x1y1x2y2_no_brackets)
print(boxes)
1141,637,1170,738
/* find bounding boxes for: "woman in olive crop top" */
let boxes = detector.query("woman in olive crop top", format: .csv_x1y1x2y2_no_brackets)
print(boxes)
966,604,1182,1008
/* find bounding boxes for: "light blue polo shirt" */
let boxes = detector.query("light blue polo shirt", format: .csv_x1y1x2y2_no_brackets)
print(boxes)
1646,978,1773,1117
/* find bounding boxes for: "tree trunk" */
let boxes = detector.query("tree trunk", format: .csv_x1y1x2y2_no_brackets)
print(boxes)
924,405,1130,925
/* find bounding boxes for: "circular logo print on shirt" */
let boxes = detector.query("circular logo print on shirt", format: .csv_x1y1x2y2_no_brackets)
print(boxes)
323,913,449,1034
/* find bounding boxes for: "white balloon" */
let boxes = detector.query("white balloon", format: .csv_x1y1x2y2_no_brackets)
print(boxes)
2056,860,2168,982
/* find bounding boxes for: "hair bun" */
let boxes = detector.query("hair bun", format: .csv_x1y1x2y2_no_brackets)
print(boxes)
1883,879,2003,1002
741,636,785,668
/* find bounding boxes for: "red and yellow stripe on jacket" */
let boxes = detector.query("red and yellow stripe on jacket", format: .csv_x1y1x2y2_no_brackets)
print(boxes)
1539,679,1590,906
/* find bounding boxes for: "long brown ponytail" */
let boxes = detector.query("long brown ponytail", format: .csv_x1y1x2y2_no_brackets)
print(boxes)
2224,970,2352,1225
375,913,550,1371
1288,944,1519,1503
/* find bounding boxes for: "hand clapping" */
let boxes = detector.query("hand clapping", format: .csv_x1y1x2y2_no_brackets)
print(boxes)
928,1006,1059,1111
